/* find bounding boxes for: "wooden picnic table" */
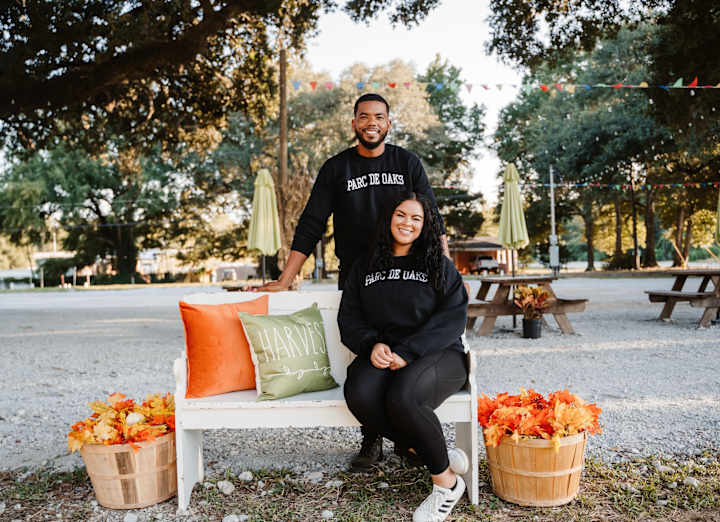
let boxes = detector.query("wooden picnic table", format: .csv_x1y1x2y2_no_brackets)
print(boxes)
466,274,588,336
645,269,720,328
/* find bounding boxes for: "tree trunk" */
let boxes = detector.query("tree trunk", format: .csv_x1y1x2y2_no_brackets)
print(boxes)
115,225,138,280
682,216,693,266
614,196,623,258
630,186,639,269
582,199,595,271
672,205,686,267
642,190,658,267
274,171,314,270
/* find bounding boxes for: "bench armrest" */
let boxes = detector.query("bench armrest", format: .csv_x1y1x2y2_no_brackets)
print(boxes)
173,354,188,404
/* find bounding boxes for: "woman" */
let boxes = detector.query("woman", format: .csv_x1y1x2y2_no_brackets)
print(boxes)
338,191,469,522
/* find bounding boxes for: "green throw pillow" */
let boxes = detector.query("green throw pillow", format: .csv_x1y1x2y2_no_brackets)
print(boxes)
238,304,339,401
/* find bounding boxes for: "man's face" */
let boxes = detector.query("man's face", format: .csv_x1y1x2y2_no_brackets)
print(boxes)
352,100,391,150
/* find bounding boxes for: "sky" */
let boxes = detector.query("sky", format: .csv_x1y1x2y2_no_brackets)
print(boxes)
304,0,526,204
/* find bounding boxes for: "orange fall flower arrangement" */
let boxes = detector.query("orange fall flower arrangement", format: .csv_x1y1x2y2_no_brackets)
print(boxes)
68,392,175,452
478,389,602,452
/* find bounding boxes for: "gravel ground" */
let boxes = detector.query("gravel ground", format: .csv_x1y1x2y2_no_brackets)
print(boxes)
1,277,719,478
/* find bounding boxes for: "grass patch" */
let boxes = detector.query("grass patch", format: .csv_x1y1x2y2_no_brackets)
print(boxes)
1,452,718,521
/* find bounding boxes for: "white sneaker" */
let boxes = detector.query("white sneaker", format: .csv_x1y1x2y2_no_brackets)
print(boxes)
412,475,465,522
447,447,469,475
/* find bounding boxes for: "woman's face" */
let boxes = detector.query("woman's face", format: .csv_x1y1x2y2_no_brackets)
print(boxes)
390,199,424,251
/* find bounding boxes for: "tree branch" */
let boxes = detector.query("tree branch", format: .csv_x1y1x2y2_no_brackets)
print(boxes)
0,0,280,119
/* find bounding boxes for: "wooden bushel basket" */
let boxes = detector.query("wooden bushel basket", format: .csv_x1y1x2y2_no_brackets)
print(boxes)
80,432,177,509
484,432,587,507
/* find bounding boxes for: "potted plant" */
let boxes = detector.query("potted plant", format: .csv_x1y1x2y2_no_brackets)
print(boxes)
478,389,602,506
68,393,177,509
513,285,551,338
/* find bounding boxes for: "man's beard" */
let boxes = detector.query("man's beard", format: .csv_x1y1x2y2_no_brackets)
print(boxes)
355,128,388,150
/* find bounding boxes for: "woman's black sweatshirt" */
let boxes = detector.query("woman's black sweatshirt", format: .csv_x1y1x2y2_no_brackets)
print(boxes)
337,255,468,363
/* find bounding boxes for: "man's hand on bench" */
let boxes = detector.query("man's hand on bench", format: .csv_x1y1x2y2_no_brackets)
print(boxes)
256,280,289,292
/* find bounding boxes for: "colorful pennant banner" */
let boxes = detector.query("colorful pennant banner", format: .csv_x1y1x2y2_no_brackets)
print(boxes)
521,181,720,190
289,77,720,92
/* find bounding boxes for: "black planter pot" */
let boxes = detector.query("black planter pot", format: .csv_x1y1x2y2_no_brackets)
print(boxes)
522,318,542,339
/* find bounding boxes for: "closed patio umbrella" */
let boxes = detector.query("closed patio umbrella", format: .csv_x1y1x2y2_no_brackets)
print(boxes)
498,163,529,276
498,163,529,328
248,168,282,282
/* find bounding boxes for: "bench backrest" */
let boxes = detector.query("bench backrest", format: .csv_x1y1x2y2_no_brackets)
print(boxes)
181,291,355,385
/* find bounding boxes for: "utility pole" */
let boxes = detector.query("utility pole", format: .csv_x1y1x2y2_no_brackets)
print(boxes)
549,166,559,277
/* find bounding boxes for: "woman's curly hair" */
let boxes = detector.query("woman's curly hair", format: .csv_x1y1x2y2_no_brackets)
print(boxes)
367,191,446,292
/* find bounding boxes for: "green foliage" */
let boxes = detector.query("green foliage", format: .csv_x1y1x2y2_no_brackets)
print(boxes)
0,235,28,269
1,1,440,156
36,258,76,286
0,146,183,277
493,23,719,268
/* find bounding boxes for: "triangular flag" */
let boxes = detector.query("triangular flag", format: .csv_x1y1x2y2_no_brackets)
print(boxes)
356,81,364,89
539,84,549,92
660,85,669,90
671,78,683,88
435,82,443,90
612,82,623,89
310,81,317,90
567,84,576,94
324,81,333,90
716,82,720,88
550,89,558,98
688,77,698,87
583,84,592,90
292,80,301,90
372,81,380,89
496,84,503,90
638,81,649,88
465,83,473,93
403,82,411,89
554,83,563,90
387,82,396,88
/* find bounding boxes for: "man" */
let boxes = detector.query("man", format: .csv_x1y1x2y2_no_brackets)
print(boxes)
260,93,448,471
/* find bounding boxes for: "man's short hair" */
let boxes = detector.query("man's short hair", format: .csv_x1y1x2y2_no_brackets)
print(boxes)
354,93,390,116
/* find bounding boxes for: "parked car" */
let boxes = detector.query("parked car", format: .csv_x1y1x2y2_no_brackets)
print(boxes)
469,255,500,274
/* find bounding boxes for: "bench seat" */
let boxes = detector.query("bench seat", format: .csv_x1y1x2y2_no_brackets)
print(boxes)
467,297,588,317
645,290,713,302
174,291,479,511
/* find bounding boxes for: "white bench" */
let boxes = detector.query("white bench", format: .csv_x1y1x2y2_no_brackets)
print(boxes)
173,291,479,511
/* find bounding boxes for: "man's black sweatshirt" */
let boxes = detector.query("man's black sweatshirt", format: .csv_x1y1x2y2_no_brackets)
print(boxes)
337,255,467,364
291,144,443,278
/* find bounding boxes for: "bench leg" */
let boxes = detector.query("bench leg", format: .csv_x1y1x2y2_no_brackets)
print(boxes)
455,421,479,505
176,428,203,512
466,316,477,331
477,315,497,336
698,307,719,328
659,298,677,320
553,313,574,334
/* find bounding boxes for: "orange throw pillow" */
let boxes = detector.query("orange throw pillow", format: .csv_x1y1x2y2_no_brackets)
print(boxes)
179,295,269,398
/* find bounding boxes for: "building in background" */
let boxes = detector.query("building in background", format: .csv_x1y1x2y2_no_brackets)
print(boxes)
449,236,516,275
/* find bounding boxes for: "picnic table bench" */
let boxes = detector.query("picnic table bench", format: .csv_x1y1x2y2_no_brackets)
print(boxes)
173,291,479,511
645,269,720,327
466,275,588,335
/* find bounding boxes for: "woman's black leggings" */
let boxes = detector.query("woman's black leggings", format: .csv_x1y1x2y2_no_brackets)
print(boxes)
344,349,468,475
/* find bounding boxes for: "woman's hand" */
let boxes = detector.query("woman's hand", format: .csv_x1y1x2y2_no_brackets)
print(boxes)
389,353,407,371
370,343,393,369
